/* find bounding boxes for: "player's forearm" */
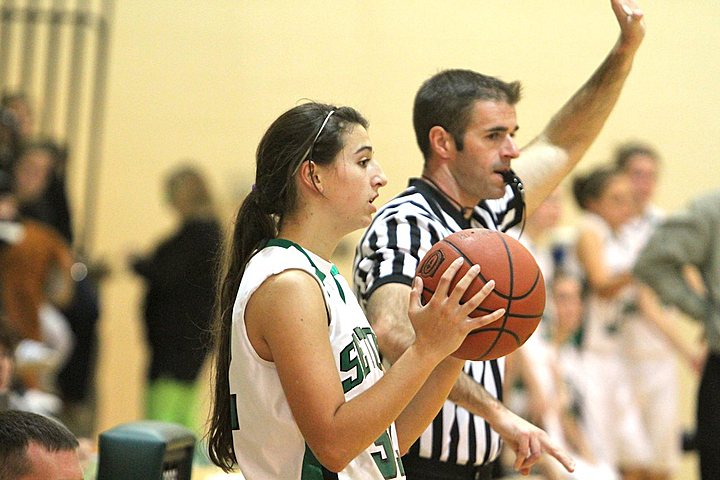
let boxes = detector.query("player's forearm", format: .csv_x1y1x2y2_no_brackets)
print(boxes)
314,344,441,472
395,356,465,453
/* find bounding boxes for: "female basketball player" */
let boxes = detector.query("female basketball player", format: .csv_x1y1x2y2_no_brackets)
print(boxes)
573,165,696,480
206,102,505,479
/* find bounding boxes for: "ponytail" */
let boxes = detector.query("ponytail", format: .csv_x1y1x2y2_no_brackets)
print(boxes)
206,189,274,471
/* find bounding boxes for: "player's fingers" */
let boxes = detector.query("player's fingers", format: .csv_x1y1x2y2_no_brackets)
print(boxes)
461,278,495,315
408,276,423,309
466,307,505,332
447,264,480,303
434,257,463,298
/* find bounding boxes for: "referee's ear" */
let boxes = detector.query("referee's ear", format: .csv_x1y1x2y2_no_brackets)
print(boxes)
428,125,456,163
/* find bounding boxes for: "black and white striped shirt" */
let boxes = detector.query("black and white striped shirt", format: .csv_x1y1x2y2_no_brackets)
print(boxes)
352,177,522,467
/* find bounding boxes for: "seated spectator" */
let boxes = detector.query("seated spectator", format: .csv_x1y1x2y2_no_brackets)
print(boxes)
11,140,72,243
506,270,620,480
0,409,83,480
0,170,75,400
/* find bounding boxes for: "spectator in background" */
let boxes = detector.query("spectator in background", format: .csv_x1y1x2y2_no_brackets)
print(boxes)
12,140,73,242
0,409,83,480
129,164,222,429
1,91,35,140
634,188,720,480
0,170,75,403
11,139,101,436
523,271,621,480
0,105,21,172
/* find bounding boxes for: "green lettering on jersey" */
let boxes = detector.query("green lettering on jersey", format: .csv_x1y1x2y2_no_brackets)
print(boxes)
340,327,384,393
340,342,364,393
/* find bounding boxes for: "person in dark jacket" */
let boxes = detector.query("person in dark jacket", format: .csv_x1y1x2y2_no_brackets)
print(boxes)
130,164,222,429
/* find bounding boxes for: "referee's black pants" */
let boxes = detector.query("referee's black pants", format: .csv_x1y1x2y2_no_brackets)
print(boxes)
698,352,720,480
401,454,494,480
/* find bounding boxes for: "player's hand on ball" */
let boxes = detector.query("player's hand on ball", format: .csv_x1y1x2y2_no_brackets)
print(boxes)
408,257,505,362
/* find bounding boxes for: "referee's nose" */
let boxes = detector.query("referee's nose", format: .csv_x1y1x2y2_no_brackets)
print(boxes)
502,135,520,161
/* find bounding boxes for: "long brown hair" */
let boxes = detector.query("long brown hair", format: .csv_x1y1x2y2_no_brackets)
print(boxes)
206,102,368,471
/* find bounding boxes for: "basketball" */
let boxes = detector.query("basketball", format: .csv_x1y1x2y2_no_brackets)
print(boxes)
416,228,545,361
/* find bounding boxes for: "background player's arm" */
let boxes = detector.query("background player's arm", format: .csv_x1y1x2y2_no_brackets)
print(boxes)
575,225,633,298
635,285,706,373
366,283,575,474
513,0,645,216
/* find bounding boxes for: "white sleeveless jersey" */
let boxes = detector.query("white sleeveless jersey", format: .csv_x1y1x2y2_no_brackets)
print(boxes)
229,239,406,480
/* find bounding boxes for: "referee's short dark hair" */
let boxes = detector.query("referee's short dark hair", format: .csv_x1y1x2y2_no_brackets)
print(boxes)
413,69,522,161
0,410,79,479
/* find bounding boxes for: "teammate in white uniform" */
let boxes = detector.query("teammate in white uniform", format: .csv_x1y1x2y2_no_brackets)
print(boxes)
205,103,505,479
572,165,697,480
614,142,703,479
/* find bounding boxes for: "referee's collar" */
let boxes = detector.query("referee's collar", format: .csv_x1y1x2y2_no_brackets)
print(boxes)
409,177,472,229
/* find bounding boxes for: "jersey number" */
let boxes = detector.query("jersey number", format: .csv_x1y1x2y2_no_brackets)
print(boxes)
372,429,405,479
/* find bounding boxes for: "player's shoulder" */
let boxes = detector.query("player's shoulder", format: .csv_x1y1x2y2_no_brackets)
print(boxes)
245,242,324,284
256,268,322,299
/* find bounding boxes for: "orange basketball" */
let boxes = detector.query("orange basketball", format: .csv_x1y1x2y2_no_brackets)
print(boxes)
416,228,545,361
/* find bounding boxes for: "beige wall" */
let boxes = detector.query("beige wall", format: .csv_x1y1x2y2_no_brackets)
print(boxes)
54,1,716,477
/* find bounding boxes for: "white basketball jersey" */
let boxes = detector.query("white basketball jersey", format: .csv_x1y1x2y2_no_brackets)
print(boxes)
229,239,405,480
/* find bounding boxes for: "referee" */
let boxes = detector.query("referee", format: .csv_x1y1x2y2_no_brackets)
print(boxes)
352,3,645,478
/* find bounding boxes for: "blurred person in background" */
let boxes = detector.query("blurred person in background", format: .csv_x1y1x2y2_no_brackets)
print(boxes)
0,170,75,415
572,165,697,480
129,164,222,429
634,188,720,480
0,106,21,172
505,191,619,479
1,92,35,140
11,139,102,436
613,141,704,480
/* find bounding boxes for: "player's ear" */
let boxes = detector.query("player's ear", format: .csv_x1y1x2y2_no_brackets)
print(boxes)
298,159,324,194
428,126,456,161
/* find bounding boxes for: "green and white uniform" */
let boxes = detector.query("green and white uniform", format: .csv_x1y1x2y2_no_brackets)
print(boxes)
229,239,405,480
